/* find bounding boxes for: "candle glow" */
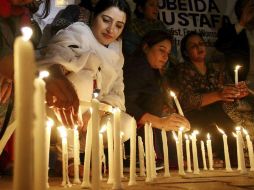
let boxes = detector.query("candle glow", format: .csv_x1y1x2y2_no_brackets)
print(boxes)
21,27,33,41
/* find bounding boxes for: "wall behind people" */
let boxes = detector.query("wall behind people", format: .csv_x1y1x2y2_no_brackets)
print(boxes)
158,0,238,61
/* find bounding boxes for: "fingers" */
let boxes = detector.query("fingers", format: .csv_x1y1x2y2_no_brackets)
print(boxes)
164,113,190,131
0,82,12,104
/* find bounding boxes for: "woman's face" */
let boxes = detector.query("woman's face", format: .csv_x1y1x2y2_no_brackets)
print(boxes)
144,39,171,69
91,6,126,46
185,35,206,63
142,0,159,21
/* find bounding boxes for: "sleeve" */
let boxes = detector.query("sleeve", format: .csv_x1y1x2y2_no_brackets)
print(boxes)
39,23,94,73
215,24,239,53
51,5,80,35
124,63,148,121
100,55,126,111
177,66,202,111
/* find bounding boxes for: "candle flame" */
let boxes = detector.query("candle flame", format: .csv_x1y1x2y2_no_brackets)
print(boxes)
216,126,225,135
39,70,49,79
179,126,184,132
232,132,237,138
58,126,67,138
242,128,248,135
100,124,107,134
89,107,93,114
235,126,241,131
234,65,241,71
113,107,120,114
93,92,99,98
172,131,178,141
184,134,189,140
120,131,124,137
169,91,176,98
21,27,33,41
207,133,211,140
46,117,54,128
74,125,78,130
192,130,199,135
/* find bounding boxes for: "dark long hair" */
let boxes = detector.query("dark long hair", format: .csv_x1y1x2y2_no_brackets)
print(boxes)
93,0,131,34
133,0,148,18
234,0,249,21
180,31,204,61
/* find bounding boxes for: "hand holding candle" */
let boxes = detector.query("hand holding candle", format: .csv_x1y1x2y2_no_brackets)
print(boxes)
169,91,184,116
234,65,241,85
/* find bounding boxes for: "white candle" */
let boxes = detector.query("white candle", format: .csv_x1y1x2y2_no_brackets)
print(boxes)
191,130,200,174
185,135,192,172
138,136,146,177
217,127,232,171
236,127,247,174
106,118,114,184
234,65,241,84
173,131,180,175
81,117,92,188
161,129,170,177
58,126,71,187
73,125,81,184
170,91,184,115
149,124,157,178
112,108,122,189
243,129,254,171
144,123,152,182
200,141,208,170
46,118,54,188
233,132,241,170
91,98,100,189
177,127,185,175
99,133,104,180
34,71,48,190
14,27,35,190
128,118,137,185
206,133,214,170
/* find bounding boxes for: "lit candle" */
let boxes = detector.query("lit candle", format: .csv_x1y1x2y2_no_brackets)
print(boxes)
233,132,241,170
99,133,104,180
243,129,254,171
144,123,152,182
99,125,107,180
149,124,157,178
81,115,92,188
128,118,137,186
161,129,170,177
106,118,114,184
14,27,36,190
91,96,100,189
191,130,200,174
120,132,124,179
138,136,146,177
170,91,184,115
235,127,247,174
46,118,54,188
112,108,122,189
73,125,81,184
173,131,181,175
217,127,232,171
206,133,214,170
185,135,192,172
200,141,208,170
58,126,71,187
177,127,185,175
234,65,241,84
34,71,49,190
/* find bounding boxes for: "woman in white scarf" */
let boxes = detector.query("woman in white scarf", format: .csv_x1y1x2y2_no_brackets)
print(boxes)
40,0,132,144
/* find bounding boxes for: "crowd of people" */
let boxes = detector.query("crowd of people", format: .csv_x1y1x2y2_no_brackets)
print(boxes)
0,0,254,175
